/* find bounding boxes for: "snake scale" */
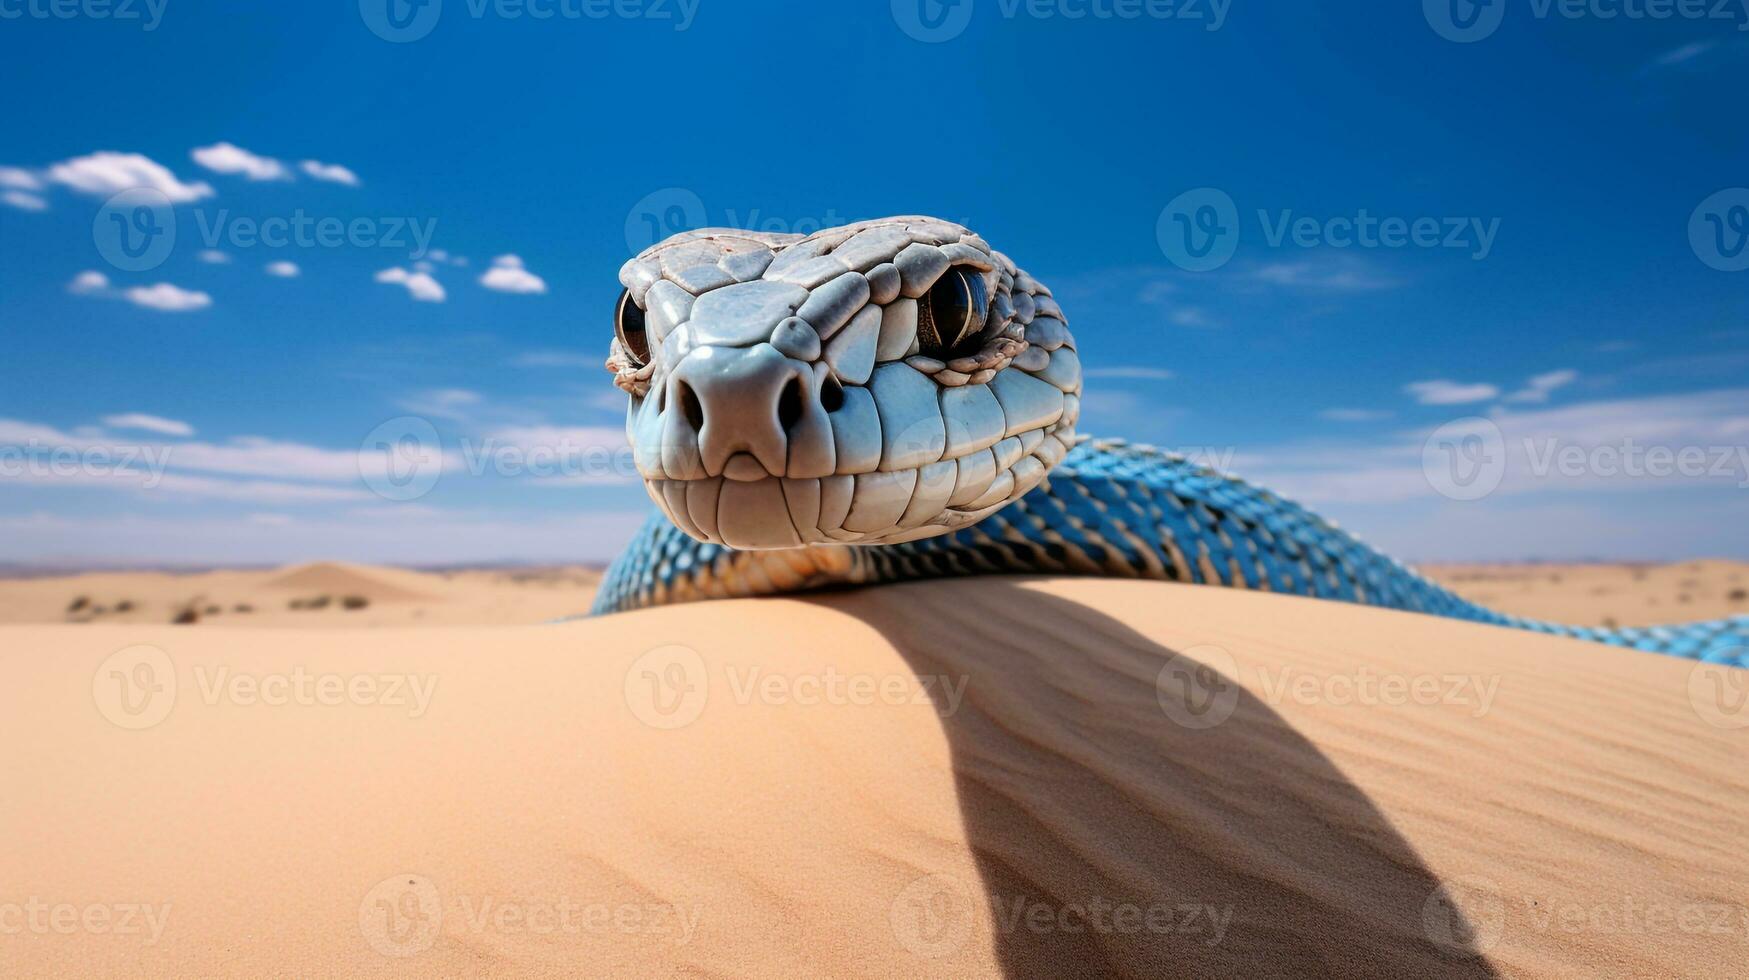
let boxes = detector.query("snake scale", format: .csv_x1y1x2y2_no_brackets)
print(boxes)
589,215,1749,668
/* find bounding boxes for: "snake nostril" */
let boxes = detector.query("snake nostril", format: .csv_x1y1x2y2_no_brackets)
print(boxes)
676,380,705,431
777,376,804,432
820,376,845,414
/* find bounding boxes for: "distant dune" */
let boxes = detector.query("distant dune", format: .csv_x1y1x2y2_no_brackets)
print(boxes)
4,578,1745,977
1423,559,1749,627
5,558,1747,633
0,562,601,627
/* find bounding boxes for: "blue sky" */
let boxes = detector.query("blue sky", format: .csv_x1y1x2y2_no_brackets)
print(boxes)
1,0,1746,566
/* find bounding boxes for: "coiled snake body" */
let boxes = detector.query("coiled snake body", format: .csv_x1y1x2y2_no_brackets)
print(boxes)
591,216,1749,668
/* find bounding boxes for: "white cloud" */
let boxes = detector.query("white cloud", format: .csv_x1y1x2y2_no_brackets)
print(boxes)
124,283,213,313
1320,408,1393,422
47,151,214,203
2,190,47,211
67,270,112,295
191,142,290,181
375,266,446,302
102,413,194,437
1405,379,1500,405
1504,369,1578,404
0,166,42,190
1168,308,1212,328
300,159,360,186
398,388,481,421
479,254,549,295
265,260,301,278
1237,388,1749,510
198,249,231,264
0,509,647,567
1247,256,1398,292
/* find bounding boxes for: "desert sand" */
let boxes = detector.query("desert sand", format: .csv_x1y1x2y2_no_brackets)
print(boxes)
0,561,602,628
1422,559,1749,628
7,557,1749,633
4,577,1746,978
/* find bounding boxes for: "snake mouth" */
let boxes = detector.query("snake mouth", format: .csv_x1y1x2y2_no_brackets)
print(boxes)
644,421,1075,549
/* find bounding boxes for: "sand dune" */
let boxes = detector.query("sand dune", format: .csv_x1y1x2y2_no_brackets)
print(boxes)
1423,559,1749,627
4,578,1744,977
0,562,601,628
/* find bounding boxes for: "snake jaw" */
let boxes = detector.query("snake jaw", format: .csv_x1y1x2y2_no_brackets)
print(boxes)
607,216,1082,549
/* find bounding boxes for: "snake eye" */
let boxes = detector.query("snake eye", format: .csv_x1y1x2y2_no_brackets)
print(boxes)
614,288,650,366
916,266,988,361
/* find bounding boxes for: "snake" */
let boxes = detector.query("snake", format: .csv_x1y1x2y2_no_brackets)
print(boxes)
589,215,1749,668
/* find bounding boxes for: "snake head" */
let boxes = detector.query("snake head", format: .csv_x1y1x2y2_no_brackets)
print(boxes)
607,215,1080,549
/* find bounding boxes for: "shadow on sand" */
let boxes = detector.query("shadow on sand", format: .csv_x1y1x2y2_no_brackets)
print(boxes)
806,578,1500,979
